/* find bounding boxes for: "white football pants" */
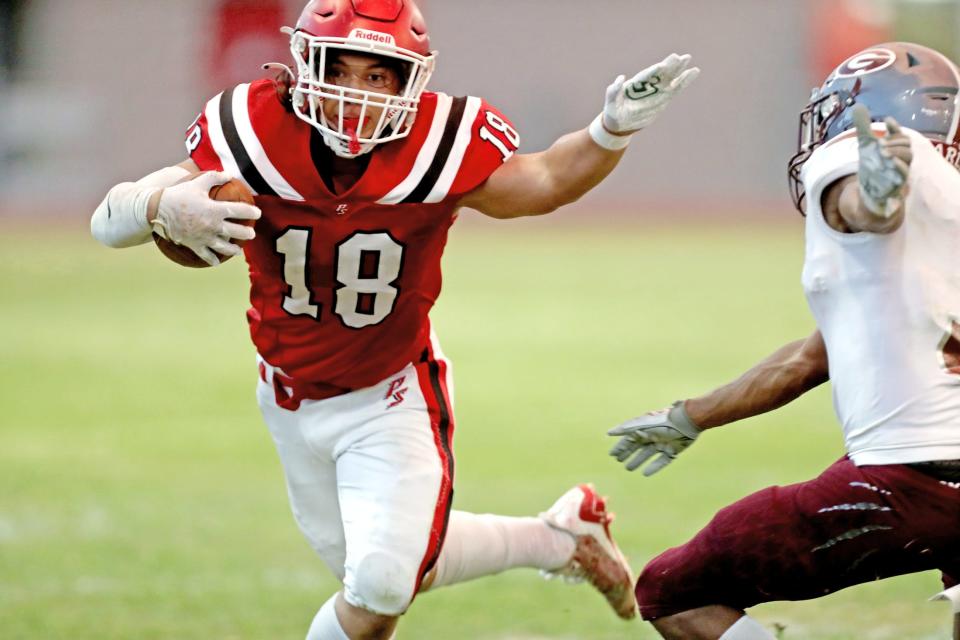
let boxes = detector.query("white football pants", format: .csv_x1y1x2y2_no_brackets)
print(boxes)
256,339,455,616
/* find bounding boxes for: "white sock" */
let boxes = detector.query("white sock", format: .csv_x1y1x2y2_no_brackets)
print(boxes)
719,616,776,640
306,593,349,640
428,511,576,589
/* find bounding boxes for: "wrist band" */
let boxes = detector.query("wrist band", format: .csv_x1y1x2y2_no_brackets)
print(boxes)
90,182,160,248
90,166,190,248
669,400,702,437
588,114,632,151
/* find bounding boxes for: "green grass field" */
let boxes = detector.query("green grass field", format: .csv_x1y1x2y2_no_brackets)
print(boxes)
1,216,953,639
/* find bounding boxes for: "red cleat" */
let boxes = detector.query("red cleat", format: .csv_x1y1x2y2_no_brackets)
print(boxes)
539,483,638,620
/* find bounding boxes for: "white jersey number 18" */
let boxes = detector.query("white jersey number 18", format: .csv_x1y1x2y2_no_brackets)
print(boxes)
276,228,405,329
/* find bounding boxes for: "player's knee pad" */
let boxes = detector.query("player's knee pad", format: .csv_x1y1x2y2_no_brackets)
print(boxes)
343,550,419,616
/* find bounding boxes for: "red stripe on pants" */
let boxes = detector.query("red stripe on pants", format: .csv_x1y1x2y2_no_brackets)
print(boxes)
412,344,455,595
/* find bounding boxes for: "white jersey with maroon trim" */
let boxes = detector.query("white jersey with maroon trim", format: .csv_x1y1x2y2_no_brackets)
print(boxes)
185,79,519,391
801,127,960,465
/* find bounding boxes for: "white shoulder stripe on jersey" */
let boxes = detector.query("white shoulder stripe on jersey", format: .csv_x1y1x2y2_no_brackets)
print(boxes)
377,93,454,205
232,84,305,202
424,96,483,204
205,92,251,191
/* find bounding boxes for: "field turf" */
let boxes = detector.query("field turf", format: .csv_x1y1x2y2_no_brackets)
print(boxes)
0,216,953,639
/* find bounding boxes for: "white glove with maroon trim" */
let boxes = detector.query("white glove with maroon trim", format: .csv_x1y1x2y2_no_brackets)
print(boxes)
608,400,701,476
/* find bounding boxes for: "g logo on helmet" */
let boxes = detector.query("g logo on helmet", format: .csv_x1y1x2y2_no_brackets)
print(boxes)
834,48,897,79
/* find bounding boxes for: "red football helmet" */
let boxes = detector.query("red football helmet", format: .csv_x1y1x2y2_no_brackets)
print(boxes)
284,0,436,158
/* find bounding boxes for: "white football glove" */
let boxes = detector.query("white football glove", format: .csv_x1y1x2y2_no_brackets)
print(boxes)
853,104,912,219
608,401,701,476
151,171,261,266
602,53,700,134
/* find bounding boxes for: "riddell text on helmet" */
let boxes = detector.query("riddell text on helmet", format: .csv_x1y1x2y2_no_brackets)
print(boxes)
348,28,396,46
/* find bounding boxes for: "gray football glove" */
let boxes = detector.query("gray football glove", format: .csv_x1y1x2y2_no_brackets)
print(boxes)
853,104,912,219
608,401,701,476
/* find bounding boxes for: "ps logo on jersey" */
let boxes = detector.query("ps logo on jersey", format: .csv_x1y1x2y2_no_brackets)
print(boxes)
625,75,661,100
336,204,349,215
834,49,897,79
385,376,408,408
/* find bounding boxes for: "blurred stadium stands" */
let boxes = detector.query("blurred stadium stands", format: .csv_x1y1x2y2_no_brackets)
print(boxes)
0,0,958,216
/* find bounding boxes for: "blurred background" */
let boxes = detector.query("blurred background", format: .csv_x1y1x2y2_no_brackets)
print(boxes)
3,2,960,639
2,0,960,215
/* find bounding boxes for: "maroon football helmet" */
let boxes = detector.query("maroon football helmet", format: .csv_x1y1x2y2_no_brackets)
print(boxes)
788,42,960,214
285,0,436,157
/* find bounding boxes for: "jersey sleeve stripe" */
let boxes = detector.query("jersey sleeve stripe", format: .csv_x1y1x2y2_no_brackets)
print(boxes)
232,84,305,202
400,96,469,204
376,93,454,205
424,97,483,204
219,85,278,197
205,91,249,189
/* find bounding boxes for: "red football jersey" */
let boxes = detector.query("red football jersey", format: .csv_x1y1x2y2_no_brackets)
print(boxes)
185,79,519,390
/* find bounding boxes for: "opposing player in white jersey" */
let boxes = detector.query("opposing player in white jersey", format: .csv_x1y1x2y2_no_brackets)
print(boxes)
606,42,960,640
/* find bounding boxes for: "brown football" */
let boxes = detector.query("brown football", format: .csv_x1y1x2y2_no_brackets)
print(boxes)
153,178,256,268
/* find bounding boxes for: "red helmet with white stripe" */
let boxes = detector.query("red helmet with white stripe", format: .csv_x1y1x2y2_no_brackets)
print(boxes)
285,0,436,158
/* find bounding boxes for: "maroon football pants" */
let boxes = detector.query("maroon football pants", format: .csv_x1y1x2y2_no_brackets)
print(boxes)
637,457,960,620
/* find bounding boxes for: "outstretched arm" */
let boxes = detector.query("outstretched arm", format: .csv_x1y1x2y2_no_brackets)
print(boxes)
609,330,829,475
685,330,829,429
458,128,627,219
461,54,699,219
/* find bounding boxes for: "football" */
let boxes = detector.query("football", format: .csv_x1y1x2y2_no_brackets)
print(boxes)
153,178,256,268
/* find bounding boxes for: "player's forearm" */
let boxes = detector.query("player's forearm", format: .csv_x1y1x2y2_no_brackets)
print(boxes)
90,182,159,248
504,128,626,217
464,128,626,219
90,165,193,248
836,175,905,234
535,128,626,212
685,333,829,429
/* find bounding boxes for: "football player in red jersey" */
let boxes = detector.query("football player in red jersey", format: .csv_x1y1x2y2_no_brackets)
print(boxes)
90,1,698,637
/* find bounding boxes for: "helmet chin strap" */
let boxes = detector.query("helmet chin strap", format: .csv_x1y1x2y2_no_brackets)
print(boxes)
320,128,367,158
344,119,363,155
262,62,295,81
317,113,374,159
314,100,385,158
